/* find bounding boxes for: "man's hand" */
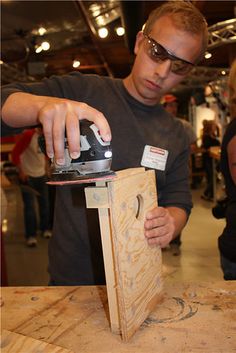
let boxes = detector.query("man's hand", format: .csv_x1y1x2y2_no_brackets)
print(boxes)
144,207,175,247
2,93,112,165
38,97,111,165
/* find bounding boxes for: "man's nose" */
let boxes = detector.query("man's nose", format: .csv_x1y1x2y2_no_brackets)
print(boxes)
155,59,172,79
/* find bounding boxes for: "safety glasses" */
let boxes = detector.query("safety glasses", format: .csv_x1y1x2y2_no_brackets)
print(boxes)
143,34,195,75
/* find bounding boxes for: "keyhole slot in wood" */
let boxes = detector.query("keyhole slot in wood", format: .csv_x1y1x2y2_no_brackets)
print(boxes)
134,194,144,220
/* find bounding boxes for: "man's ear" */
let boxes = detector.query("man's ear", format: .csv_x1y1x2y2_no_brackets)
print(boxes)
134,31,144,55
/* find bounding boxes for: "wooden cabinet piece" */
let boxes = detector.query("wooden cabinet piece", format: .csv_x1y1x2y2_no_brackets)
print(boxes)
85,168,163,340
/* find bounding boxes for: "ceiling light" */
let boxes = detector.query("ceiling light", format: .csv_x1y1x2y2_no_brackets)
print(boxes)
221,70,226,75
73,60,80,68
98,27,108,38
0,60,3,65
35,45,43,53
41,41,50,51
97,16,106,27
205,52,212,59
38,27,47,36
115,26,125,36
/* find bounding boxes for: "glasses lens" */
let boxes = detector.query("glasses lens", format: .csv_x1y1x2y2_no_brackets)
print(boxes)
145,36,193,75
147,39,167,61
171,60,193,75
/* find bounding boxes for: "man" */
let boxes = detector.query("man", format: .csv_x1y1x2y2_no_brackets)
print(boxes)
1,2,208,285
162,93,197,255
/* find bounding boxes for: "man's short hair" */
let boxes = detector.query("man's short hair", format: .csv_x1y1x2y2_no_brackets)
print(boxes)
143,1,208,62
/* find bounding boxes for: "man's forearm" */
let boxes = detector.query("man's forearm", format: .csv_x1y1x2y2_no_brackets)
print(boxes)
2,92,45,128
166,206,188,238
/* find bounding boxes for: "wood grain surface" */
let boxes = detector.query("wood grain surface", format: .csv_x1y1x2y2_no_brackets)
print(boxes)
2,282,236,351
85,168,162,339
1,329,74,353
107,169,162,340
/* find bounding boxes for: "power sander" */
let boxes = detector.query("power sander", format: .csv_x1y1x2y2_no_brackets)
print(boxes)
39,120,115,185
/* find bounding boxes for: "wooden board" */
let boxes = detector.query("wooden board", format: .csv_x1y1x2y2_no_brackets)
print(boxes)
1,282,236,353
107,169,162,340
1,329,74,353
85,168,162,340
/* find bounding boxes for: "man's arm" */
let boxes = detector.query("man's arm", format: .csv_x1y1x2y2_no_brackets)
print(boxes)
166,206,188,236
2,92,111,164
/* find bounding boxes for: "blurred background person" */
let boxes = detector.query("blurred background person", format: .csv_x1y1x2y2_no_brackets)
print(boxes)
218,59,236,280
201,120,220,201
11,128,52,247
162,94,197,255
1,186,8,286
162,94,197,152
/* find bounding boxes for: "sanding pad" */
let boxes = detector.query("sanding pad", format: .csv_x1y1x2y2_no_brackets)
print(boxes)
47,171,116,185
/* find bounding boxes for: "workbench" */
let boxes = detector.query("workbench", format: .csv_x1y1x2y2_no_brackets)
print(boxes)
1,281,236,353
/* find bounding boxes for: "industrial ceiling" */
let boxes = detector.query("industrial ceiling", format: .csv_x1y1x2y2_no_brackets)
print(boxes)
1,0,236,90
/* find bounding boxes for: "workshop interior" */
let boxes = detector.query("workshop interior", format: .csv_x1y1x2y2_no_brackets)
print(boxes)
1,0,236,350
1,0,236,285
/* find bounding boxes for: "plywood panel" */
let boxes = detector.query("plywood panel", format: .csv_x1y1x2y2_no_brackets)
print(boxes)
85,181,120,333
107,169,162,340
1,329,74,353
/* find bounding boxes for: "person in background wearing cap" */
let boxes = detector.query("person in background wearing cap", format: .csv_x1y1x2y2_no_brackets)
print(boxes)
162,93,197,255
162,94,197,152
1,2,208,285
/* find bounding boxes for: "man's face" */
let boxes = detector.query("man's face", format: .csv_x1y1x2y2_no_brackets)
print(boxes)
126,15,203,106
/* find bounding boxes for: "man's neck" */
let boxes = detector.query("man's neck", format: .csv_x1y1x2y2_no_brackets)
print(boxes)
123,75,161,106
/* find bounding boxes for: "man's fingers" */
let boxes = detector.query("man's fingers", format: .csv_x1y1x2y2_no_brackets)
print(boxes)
40,114,54,159
66,112,80,159
52,112,66,165
146,207,166,220
39,99,111,163
144,206,175,248
77,103,112,142
144,211,167,230
146,228,173,247
145,226,168,238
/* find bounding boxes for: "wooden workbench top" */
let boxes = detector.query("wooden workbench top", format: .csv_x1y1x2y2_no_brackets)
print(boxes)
1,281,236,353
